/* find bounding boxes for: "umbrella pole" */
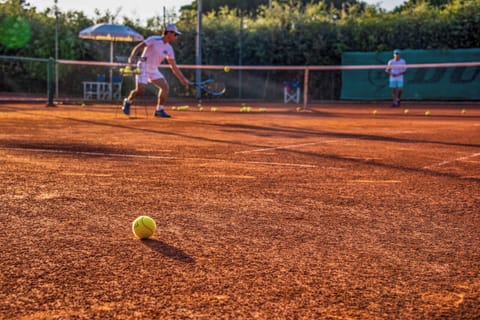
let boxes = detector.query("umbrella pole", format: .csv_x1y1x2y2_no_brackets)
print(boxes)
109,41,113,100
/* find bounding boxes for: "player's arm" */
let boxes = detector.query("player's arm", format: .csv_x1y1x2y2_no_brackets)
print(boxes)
128,42,146,64
399,62,407,75
385,61,392,74
166,57,189,87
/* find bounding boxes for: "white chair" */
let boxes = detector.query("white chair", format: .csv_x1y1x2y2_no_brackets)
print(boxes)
283,81,300,103
82,74,111,100
111,75,122,101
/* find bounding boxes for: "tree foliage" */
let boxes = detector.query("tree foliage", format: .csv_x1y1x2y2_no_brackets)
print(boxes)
1,0,479,65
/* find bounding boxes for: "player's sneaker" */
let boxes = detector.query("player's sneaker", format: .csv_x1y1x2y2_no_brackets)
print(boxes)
122,99,131,115
154,109,171,118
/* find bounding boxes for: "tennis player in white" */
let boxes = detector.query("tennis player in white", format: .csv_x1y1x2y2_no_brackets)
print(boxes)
385,49,407,108
122,24,189,117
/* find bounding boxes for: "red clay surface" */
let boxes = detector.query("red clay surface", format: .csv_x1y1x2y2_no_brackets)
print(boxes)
0,102,479,319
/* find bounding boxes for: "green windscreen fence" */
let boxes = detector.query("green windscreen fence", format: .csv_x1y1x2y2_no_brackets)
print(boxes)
341,48,480,100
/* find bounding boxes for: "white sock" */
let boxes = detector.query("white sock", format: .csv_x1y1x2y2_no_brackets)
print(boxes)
156,105,164,111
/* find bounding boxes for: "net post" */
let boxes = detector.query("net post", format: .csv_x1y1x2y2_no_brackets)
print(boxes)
303,67,309,109
46,57,55,107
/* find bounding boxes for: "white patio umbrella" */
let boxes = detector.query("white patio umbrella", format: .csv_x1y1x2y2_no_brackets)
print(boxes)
79,23,144,64
79,23,144,96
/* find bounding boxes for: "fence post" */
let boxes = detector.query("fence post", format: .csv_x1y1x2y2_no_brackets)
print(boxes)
46,57,55,106
303,67,309,109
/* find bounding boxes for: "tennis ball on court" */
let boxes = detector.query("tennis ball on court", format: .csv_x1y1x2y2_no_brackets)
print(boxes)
211,107,218,112
81,103,86,108
461,109,466,114
372,110,378,115
132,216,156,239
425,110,431,116
199,107,204,111
224,65,231,72
403,109,409,114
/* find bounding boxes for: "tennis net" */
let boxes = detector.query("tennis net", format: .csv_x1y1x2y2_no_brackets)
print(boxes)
1,55,479,106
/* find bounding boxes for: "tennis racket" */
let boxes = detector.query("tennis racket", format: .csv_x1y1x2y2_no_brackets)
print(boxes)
189,79,226,96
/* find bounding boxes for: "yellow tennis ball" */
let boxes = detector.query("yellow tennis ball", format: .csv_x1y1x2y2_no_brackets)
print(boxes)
224,65,231,72
425,111,431,116
132,216,156,239
372,110,378,115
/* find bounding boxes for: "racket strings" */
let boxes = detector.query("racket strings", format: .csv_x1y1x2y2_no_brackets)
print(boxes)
204,81,226,95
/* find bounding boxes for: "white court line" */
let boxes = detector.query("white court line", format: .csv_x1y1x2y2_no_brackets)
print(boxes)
235,140,337,154
1,147,317,168
423,152,480,169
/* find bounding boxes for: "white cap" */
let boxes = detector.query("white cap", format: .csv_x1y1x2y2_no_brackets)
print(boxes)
165,24,181,35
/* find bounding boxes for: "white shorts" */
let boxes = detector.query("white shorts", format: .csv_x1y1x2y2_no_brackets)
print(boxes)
389,79,404,88
136,62,165,84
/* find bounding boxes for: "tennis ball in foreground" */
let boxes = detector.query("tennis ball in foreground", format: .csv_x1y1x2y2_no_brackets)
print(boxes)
132,216,156,239
403,109,409,114
224,65,231,72
425,110,431,116
372,109,378,115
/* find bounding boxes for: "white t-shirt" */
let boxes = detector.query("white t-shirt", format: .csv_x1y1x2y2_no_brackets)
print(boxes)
140,36,175,72
387,58,407,81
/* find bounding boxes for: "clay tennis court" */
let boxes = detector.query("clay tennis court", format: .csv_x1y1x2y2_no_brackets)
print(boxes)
1,101,479,319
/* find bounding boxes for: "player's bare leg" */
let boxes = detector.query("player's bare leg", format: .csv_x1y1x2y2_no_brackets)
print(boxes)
127,82,146,102
122,82,146,115
151,78,171,118
397,88,403,107
391,88,398,107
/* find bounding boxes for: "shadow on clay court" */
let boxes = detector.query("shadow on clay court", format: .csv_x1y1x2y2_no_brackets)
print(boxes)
142,239,195,264
28,109,480,149
208,122,479,148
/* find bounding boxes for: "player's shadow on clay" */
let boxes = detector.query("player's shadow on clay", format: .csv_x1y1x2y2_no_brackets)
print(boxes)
142,239,195,264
